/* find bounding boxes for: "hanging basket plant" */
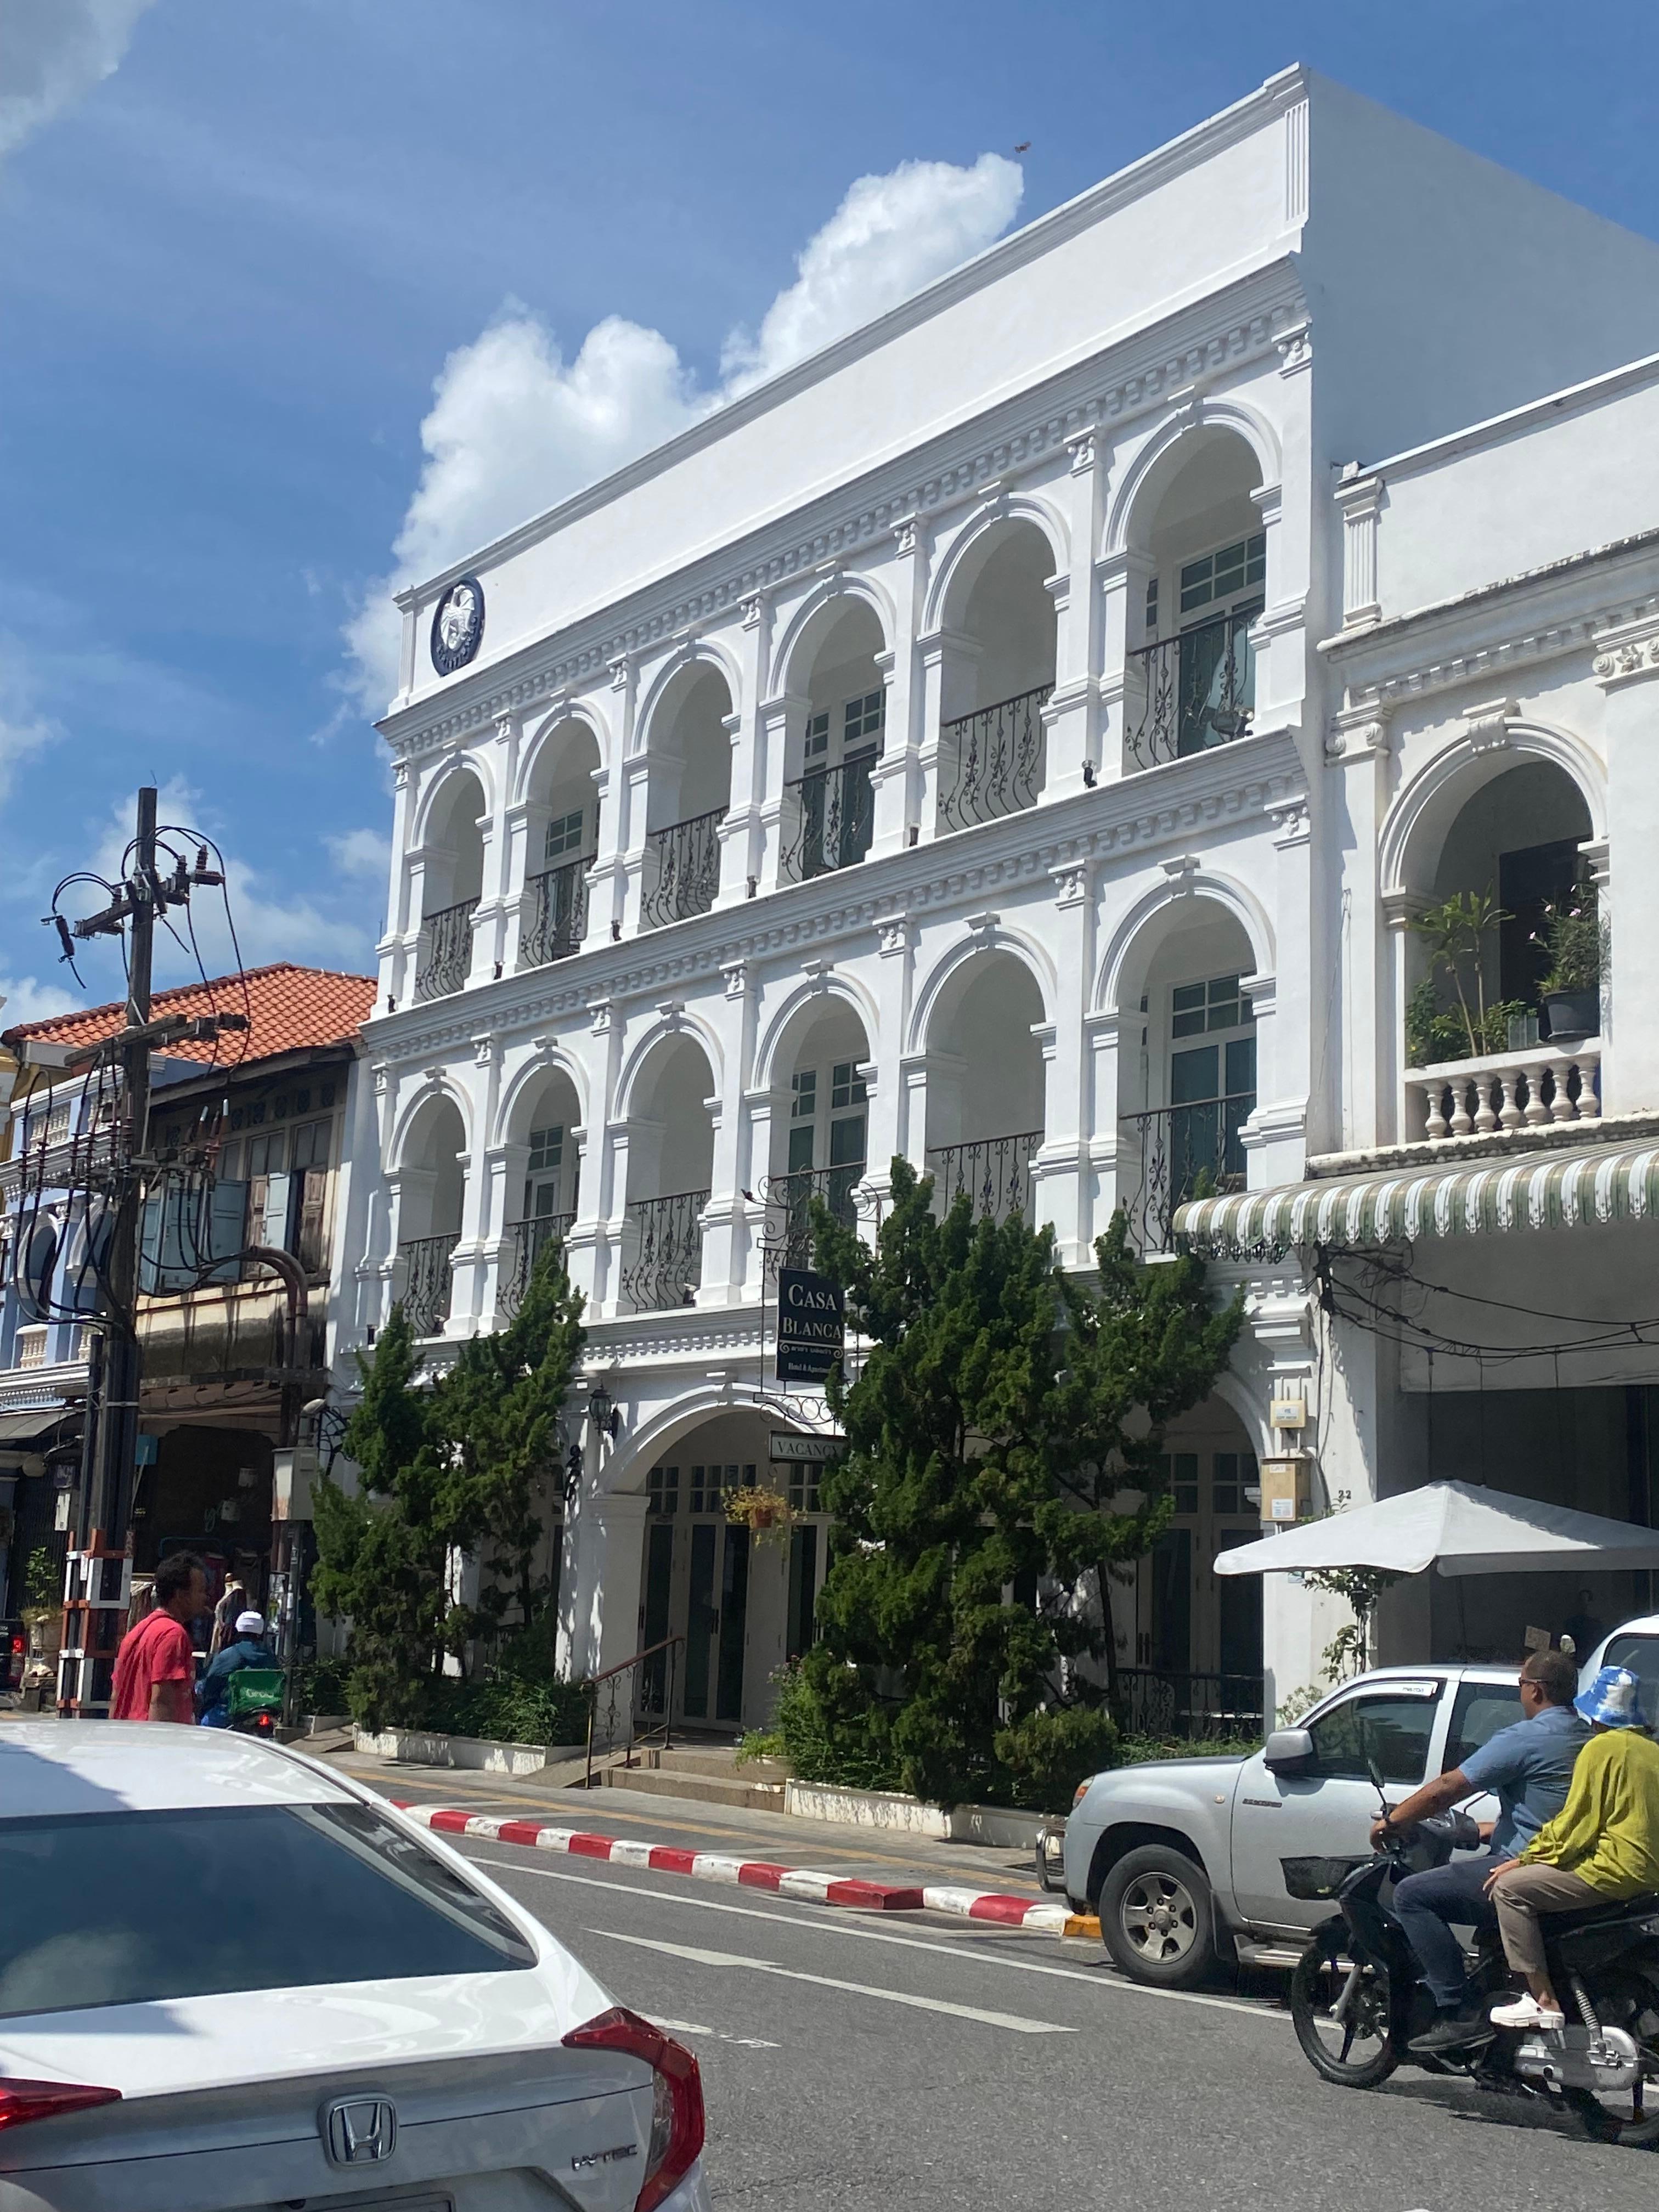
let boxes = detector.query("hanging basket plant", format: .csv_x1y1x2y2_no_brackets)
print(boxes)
725,1485,797,1548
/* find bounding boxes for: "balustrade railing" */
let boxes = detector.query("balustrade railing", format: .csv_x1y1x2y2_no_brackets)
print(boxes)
764,1160,866,1271
938,683,1051,832
520,859,589,967
780,748,878,883
1405,1041,1602,1142
584,1633,685,1788
398,1232,459,1338
497,1211,575,1318
621,1188,709,1312
1125,605,1258,770
414,900,476,1001
641,808,725,929
1120,1094,1254,1252
926,1128,1041,1226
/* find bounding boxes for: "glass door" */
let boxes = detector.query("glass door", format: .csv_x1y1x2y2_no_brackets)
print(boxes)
715,1526,750,1723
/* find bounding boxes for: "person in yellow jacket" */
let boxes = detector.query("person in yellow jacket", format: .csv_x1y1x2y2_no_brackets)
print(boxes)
1486,1664,1659,2031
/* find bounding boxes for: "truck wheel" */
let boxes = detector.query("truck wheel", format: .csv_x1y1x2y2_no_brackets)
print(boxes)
1099,1844,1216,1989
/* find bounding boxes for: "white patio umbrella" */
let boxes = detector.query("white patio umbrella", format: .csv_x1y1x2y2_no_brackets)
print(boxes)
1214,1480,1659,1579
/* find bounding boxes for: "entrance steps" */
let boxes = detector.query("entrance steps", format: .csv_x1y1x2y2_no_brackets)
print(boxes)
600,1742,789,1813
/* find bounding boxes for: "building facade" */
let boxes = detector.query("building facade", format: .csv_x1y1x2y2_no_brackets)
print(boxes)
335,67,1659,1730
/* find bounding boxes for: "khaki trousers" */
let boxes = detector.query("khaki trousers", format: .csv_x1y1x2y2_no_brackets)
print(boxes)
1490,1862,1606,1980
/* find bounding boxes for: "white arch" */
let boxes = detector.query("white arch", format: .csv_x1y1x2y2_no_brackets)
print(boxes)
1378,720,1609,899
768,570,897,699
1093,871,1277,1014
515,701,611,806
906,926,1057,1057
613,1008,725,1122
389,1072,475,1170
752,972,881,1093
1103,397,1283,558
493,1045,592,1148
631,637,744,760
1211,1365,1274,1460
593,1390,815,1498
410,747,495,849
921,493,1070,637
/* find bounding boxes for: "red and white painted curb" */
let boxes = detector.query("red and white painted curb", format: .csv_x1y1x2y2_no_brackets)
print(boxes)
394,1801,1095,1936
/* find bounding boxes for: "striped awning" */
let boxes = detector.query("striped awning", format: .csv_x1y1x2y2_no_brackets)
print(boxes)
1173,1137,1659,1254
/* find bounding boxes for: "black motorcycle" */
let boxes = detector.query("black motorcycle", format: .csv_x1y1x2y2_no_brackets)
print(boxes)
1288,1776,1659,2147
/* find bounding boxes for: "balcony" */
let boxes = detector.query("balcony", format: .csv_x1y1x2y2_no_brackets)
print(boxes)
1406,1042,1602,1143
938,684,1050,833
520,859,589,967
764,1160,865,1272
620,1188,708,1312
399,1232,458,1338
1121,1095,1252,1252
414,900,476,1001
641,808,724,929
780,749,877,883
926,1128,1041,1226
498,1211,574,1317
1124,607,1257,772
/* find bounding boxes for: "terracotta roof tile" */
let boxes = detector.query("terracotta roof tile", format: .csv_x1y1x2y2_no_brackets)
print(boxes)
2,964,376,1068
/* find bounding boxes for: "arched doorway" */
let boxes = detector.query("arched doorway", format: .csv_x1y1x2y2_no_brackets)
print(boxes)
497,1063,583,1317
619,1034,715,1311
394,1093,467,1337
415,770,486,1000
935,521,1057,833
641,664,733,929
519,718,600,968
779,597,887,883
922,950,1046,1223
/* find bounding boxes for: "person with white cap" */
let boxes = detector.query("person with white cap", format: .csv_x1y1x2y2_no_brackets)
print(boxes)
194,1608,276,1728
1487,1665,1659,2031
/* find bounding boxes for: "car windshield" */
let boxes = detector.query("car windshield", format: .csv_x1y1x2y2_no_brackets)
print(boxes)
0,1802,535,2019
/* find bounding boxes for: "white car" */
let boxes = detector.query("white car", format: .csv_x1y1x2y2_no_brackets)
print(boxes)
0,1721,710,2212
1582,1612,1659,1711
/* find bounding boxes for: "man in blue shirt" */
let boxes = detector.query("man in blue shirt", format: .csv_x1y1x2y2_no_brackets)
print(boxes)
1375,1647,1588,2054
195,1609,277,1728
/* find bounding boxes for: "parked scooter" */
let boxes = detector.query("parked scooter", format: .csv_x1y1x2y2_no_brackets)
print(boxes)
1288,1767,1659,2146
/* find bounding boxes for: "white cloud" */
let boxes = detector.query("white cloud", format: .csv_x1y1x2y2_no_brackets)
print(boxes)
0,973,80,1026
0,0,156,162
346,153,1024,710
325,826,391,881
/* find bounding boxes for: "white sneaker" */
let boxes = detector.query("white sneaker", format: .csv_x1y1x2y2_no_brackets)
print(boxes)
1489,1993,1566,2032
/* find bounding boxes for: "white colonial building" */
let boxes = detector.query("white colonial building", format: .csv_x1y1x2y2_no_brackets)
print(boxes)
335,67,1659,1730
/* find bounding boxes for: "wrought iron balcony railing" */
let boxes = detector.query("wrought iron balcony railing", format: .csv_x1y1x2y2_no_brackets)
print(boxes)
520,859,589,967
399,1232,459,1338
1125,605,1259,771
497,1211,575,1318
938,683,1051,832
779,748,878,883
621,1188,709,1312
641,808,725,929
763,1160,866,1272
1119,1094,1254,1253
1116,1667,1265,1741
926,1128,1042,1226
414,900,476,1001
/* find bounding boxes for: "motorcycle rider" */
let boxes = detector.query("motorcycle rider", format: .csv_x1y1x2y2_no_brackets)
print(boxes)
1487,1664,1659,2032
194,1608,276,1728
1369,1647,1588,2055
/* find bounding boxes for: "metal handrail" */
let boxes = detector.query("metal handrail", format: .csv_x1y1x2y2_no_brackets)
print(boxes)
497,1211,575,1318
1116,1666,1265,1741
620,1187,708,1313
521,858,589,966
398,1232,459,1338
779,747,878,882
938,683,1051,831
761,1160,867,1272
414,899,476,1000
585,1631,686,1787
1124,604,1259,771
925,1128,1041,1226
1119,1093,1254,1253
641,807,725,929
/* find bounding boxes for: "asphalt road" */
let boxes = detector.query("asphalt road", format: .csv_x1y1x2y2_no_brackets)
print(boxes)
452,1831,1659,2212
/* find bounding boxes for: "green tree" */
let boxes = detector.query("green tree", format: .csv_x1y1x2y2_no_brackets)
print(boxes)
795,1160,1240,1811
310,1242,586,1730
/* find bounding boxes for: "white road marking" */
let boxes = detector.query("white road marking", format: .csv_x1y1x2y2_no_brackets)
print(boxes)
466,1849,1286,2023
647,2014,781,2050
592,1927,1075,2036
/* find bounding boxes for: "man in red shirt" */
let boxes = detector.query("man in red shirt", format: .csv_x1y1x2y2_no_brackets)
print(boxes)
110,1553,207,1723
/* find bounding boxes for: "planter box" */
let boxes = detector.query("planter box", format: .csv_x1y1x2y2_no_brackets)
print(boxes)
353,1726,585,1776
783,1778,1047,1849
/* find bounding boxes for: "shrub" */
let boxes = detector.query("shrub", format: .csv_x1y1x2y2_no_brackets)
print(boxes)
994,1706,1120,1812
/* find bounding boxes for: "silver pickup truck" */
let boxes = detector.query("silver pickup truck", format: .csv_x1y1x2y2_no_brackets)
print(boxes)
1061,1662,1527,1988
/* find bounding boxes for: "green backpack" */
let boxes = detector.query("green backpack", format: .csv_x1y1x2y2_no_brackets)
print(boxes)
224,1668,285,1720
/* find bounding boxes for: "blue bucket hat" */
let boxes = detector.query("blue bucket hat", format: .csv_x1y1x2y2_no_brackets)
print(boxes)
1576,1665,1649,1730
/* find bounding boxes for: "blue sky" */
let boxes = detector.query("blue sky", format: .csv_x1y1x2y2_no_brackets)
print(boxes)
4,0,1659,1021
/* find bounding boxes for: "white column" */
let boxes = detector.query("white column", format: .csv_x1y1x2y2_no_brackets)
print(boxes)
713,709,751,911
696,1094,743,1307
1592,627,1659,1113
377,758,415,1012
917,630,980,838
590,657,636,943
1325,711,1393,1150
562,1480,650,1679
870,518,928,857
1242,801,1313,1185
1043,430,1107,800
1098,547,1155,779
757,691,805,893
865,914,916,1198
719,595,770,904
1082,1009,1121,1248
1031,860,1092,1265
467,715,518,985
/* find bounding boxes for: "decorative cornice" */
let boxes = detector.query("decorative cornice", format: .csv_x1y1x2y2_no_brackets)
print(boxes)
1593,612,1659,690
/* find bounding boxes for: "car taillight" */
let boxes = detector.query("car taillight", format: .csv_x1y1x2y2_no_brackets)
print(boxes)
8,1637,21,1654
0,2079,122,2133
562,2006,703,2212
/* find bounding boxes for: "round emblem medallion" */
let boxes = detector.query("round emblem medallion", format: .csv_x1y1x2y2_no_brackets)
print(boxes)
430,576,484,675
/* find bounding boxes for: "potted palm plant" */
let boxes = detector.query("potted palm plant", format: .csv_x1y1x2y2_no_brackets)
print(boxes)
1532,878,1602,1045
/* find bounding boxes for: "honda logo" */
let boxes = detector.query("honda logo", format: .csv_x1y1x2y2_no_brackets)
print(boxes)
321,2096,398,2166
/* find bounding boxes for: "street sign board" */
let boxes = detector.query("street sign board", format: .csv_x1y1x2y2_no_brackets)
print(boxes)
769,1432,846,1464
775,1267,845,1384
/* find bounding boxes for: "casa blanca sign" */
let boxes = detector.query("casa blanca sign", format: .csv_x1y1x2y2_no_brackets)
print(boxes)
775,1267,846,1384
